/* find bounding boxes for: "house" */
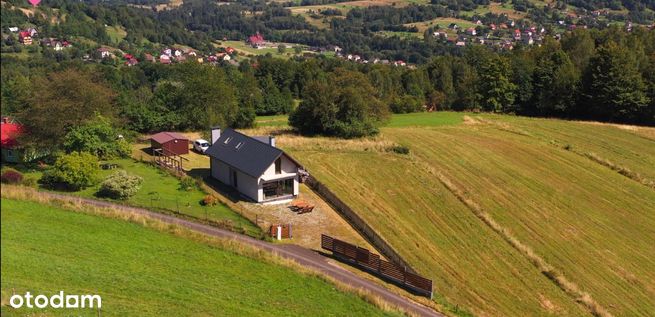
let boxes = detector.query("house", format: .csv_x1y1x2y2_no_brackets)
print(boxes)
159,54,171,64
150,132,189,155
163,48,172,56
248,32,266,48
97,47,112,58
18,31,32,45
144,53,155,62
225,47,236,54
206,127,303,203
8,27,18,32
448,23,459,30
466,27,477,36
1,117,46,163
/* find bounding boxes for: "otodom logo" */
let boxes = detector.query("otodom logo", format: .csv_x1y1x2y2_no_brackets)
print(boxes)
9,291,102,309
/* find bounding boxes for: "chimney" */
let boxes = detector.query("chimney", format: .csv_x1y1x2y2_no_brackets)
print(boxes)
269,135,276,147
211,126,221,144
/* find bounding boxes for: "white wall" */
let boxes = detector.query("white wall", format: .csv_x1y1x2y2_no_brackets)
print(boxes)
211,158,259,202
261,155,299,177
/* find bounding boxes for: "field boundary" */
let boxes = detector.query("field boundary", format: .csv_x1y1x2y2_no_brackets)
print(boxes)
305,175,418,274
411,157,613,317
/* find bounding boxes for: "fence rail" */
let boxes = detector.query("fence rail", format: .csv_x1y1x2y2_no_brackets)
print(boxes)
305,175,416,273
321,234,433,298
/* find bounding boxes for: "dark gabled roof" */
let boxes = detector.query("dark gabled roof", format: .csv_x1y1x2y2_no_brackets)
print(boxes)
205,128,286,178
150,132,188,144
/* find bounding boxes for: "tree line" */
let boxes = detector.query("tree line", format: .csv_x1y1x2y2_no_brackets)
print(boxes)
1,27,653,148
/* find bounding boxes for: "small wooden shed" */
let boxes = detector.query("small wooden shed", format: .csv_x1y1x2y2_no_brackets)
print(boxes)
150,132,189,155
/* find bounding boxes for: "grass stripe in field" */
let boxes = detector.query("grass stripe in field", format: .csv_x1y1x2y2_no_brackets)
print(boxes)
0,199,399,317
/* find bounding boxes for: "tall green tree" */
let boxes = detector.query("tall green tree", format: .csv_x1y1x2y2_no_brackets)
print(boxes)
581,41,649,122
19,69,116,151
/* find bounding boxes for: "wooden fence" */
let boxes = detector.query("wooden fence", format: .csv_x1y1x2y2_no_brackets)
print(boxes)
305,175,416,273
321,234,433,298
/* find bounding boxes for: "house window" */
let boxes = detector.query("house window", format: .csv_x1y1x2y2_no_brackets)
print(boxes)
224,137,232,144
275,158,281,174
235,142,244,150
263,178,294,199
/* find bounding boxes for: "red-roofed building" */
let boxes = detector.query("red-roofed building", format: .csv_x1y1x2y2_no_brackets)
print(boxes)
1,116,45,163
150,132,189,155
247,32,266,48
18,31,32,45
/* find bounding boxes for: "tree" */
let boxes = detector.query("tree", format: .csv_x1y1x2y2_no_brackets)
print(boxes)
62,115,131,159
277,44,286,54
476,55,516,112
41,152,100,191
530,41,578,116
178,64,239,129
561,29,596,72
580,41,649,122
289,69,389,138
19,69,116,151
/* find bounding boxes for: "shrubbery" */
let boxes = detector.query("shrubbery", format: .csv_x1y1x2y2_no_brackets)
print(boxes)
62,115,131,159
202,195,219,206
179,176,196,191
40,152,100,190
1,168,23,184
390,95,425,114
98,170,143,200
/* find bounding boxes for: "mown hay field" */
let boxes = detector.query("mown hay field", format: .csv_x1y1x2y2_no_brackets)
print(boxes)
274,112,655,316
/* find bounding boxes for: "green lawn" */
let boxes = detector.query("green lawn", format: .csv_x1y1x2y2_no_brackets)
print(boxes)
0,199,398,316
256,115,290,127
19,158,260,236
386,111,465,127
280,112,655,316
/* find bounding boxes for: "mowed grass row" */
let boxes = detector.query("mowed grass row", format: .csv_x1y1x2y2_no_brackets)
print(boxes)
282,150,587,316
386,122,655,316
0,199,398,317
483,114,655,181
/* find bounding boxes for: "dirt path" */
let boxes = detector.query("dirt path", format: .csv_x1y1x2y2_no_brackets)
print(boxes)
41,192,443,317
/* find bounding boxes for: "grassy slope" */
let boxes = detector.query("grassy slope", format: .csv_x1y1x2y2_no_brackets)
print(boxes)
20,158,260,236
281,112,655,316
0,199,397,317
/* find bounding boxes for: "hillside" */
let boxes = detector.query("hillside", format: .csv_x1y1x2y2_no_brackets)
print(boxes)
0,198,399,316
259,113,655,316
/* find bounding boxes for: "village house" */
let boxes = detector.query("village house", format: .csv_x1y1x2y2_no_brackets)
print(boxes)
1,117,46,163
159,54,171,64
18,31,32,45
248,32,266,48
97,47,113,59
42,38,71,51
466,27,477,36
8,26,19,33
144,53,156,62
206,127,303,203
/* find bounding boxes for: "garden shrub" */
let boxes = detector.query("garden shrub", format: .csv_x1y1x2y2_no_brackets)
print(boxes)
40,152,99,190
98,170,143,200
202,195,219,206
1,168,23,184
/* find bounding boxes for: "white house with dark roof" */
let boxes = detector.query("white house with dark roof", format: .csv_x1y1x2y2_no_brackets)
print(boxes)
206,127,303,203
